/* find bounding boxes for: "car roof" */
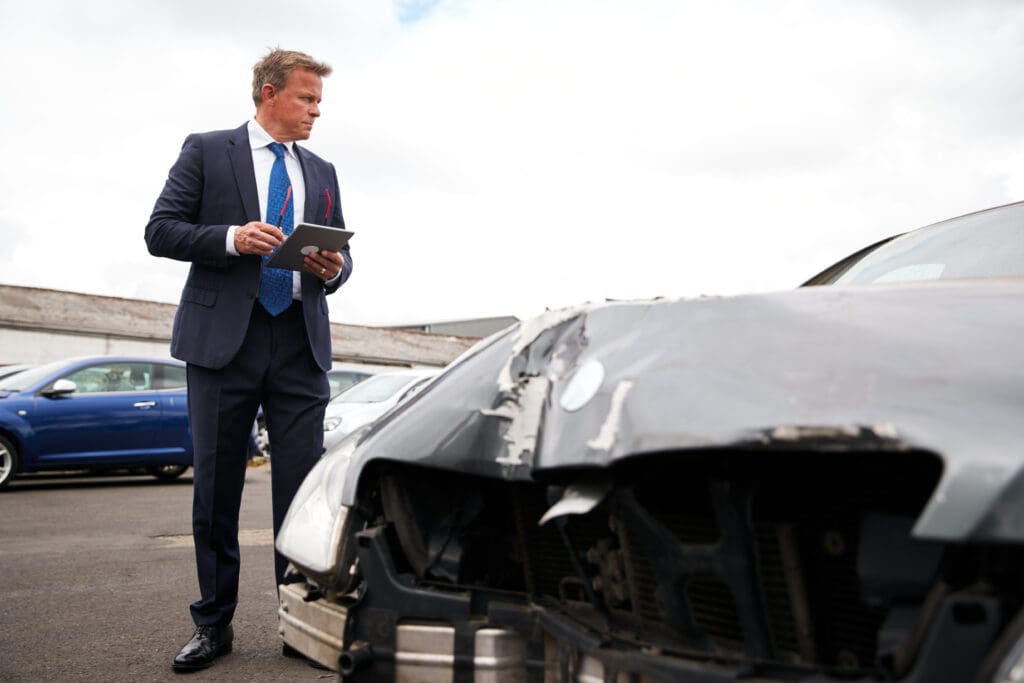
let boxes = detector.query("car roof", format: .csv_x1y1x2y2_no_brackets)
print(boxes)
329,361,396,374
46,355,184,366
374,367,442,377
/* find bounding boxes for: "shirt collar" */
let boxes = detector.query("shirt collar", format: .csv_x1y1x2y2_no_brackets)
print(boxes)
248,118,297,157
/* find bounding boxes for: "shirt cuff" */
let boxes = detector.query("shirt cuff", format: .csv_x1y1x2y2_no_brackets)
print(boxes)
226,226,239,256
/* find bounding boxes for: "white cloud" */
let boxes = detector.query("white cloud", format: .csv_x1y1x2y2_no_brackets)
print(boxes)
2,0,1023,326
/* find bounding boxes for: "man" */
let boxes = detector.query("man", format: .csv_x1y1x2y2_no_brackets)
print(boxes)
145,48,352,672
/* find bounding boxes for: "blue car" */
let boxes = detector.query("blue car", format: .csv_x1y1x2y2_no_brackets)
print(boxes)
0,356,194,489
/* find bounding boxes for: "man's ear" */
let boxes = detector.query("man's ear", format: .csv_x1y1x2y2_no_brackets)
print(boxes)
260,83,277,104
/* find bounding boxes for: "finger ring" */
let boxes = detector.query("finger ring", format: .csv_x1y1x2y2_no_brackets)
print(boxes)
320,267,326,275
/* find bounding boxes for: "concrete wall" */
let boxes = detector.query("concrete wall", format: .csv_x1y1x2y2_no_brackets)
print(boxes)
0,328,173,365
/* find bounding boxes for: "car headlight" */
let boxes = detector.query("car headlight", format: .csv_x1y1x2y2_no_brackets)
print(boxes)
324,415,343,431
275,430,361,575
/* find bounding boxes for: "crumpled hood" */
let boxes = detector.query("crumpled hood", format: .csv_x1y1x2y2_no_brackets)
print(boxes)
343,279,1024,542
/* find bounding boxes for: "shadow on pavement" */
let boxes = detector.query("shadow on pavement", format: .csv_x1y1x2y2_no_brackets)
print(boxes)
4,470,194,492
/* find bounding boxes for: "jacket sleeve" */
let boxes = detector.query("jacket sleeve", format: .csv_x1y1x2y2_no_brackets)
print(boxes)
325,161,352,295
144,134,233,268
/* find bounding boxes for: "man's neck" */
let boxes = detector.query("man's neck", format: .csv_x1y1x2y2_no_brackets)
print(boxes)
254,111,291,143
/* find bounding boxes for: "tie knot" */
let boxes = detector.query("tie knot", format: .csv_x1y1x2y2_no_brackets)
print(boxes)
268,142,286,160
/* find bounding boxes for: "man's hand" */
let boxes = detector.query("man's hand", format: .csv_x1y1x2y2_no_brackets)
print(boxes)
235,221,285,255
304,249,345,281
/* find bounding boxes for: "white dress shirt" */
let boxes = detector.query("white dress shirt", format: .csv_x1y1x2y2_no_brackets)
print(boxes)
226,119,308,300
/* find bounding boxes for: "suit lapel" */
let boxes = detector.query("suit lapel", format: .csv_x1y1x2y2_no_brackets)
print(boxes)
227,124,261,222
295,145,321,225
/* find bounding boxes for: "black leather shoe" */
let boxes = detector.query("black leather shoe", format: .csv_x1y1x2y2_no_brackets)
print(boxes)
282,643,329,670
172,625,233,672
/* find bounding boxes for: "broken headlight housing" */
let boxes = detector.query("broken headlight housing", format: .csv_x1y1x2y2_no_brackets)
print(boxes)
275,429,362,576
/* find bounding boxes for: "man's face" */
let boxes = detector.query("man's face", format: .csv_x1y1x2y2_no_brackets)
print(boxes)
264,67,323,142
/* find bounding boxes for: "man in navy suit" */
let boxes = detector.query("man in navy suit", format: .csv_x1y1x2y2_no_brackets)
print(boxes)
145,48,352,672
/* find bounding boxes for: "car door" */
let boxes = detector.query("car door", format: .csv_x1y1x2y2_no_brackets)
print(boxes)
150,362,191,460
29,361,164,466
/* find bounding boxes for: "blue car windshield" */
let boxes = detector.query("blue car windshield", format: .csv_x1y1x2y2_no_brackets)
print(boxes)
0,359,71,392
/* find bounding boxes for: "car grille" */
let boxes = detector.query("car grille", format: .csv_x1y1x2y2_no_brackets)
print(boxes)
511,451,942,674
374,450,944,677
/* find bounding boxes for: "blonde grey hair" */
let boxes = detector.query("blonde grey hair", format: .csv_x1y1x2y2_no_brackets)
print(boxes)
252,48,332,106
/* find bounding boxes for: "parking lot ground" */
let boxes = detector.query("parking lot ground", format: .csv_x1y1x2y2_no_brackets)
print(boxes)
0,463,333,682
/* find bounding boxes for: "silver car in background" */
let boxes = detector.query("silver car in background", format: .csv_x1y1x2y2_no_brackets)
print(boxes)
321,368,441,452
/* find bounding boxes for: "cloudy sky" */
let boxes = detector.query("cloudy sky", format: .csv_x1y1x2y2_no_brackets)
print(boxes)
2,0,1023,327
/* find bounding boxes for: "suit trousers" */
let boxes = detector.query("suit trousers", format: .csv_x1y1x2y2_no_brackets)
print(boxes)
186,301,329,627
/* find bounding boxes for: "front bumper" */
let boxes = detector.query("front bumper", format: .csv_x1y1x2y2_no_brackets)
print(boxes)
278,578,538,681
277,582,348,671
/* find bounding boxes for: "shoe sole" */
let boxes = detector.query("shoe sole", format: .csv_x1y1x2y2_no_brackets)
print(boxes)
172,643,232,672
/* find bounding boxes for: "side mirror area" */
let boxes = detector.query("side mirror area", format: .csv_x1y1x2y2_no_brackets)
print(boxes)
41,378,77,397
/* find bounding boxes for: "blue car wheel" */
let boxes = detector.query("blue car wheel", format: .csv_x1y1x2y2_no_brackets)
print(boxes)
0,435,19,489
146,464,189,480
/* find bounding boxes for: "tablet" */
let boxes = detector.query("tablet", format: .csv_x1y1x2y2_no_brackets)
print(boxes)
265,223,354,271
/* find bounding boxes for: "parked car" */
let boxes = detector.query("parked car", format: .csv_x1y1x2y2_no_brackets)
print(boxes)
275,201,1024,681
0,356,194,489
327,364,377,400
322,368,441,451
250,363,390,458
0,364,34,381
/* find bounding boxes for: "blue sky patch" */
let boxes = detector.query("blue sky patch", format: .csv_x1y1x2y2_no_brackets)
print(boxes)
395,0,443,24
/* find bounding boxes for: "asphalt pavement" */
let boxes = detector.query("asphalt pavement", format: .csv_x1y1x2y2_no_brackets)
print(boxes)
0,463,334,682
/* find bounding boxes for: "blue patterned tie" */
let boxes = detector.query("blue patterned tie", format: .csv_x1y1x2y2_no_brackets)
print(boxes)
258,142,295,315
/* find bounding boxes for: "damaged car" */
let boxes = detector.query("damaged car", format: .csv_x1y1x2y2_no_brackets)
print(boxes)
275,200,1024,682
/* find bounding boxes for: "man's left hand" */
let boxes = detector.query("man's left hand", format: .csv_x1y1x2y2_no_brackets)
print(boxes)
304,249,345,281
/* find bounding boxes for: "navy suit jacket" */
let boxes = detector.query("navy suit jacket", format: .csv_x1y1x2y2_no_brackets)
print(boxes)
145,123,352,371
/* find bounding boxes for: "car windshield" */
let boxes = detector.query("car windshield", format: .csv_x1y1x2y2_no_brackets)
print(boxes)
331,374,421,404
0,359,70,392
819,201,1024,286
328,370,370,398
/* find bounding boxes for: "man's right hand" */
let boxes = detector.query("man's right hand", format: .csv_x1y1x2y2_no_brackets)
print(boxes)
234,221,285,255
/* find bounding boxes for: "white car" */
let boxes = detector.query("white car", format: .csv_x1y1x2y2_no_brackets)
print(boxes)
254,362,390,458
321,368,441,450
327,361,397,400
